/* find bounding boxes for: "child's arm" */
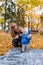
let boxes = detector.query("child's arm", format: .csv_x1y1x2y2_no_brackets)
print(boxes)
27,34,31,40
27,29,31,40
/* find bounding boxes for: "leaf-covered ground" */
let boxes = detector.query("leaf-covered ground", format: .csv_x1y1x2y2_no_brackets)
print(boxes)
0,30,43,55
0,30,13,55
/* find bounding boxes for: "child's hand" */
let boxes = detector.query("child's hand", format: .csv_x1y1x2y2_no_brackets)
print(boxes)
27,34,31,38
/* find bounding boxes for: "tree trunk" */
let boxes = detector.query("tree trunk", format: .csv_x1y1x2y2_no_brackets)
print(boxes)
40,16,43,34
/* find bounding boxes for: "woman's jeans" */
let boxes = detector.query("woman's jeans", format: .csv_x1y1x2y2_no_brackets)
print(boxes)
12,37,22,47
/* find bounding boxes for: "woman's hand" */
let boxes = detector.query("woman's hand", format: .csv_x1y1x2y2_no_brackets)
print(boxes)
15,35,19,38
19,34,22,37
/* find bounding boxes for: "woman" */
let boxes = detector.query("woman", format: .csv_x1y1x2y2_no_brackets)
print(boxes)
10,23,23,47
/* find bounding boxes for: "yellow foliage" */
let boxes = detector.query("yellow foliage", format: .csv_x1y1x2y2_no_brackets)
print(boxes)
0,17,4,23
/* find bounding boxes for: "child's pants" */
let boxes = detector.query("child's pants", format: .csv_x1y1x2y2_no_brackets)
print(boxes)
22,44,28,52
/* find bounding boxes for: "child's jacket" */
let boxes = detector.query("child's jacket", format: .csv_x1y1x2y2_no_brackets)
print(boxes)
21,28,31,44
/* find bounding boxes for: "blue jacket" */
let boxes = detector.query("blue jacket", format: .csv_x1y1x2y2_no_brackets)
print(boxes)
21,28,31,44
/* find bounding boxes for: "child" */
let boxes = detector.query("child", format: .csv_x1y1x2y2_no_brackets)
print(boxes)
21,24,31,53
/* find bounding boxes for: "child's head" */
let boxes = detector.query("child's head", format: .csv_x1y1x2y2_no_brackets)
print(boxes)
23,28,28,34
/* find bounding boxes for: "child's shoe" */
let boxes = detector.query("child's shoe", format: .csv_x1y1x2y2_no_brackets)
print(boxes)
21,51,24,53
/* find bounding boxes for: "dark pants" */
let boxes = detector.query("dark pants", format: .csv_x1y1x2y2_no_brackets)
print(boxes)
12,37,22,47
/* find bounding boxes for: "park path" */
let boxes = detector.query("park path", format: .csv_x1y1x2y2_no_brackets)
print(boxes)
0,48,43,65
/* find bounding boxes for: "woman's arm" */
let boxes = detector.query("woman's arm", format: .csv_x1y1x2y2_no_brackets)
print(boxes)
19,27,23,33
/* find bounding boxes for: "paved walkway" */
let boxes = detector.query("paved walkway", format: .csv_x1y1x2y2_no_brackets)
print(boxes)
0,48,43,65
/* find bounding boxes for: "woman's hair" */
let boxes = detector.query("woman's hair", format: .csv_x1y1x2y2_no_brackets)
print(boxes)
10,22,23,38
10,23,17,38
